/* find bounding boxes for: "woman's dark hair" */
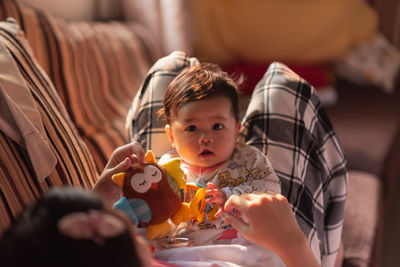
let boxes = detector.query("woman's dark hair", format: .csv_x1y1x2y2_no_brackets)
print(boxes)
158,63,241,124
0,187,143,267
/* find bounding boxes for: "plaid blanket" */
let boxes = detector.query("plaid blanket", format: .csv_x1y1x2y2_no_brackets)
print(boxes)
127,52,347,266
239,62,348,266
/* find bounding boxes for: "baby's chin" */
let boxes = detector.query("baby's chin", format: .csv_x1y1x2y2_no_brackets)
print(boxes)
191,158,226,170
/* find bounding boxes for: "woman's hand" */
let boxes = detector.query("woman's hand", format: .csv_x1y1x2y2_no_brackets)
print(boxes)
223,193,320,267
93,142,145,206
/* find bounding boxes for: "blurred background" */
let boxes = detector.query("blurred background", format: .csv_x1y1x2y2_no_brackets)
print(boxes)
13,0,400,266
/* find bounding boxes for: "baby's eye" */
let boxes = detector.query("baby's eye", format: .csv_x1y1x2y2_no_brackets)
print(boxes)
213,123,224,130
185,125,197,132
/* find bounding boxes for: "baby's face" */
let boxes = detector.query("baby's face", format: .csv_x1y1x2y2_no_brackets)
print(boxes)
166,96,240,169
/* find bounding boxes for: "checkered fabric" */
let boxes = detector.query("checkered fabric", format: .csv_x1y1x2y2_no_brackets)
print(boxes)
126,51,199,158
127,52,348,266
239,62,348,266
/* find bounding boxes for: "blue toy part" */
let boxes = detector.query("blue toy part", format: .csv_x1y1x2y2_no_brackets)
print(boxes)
113,196,152,225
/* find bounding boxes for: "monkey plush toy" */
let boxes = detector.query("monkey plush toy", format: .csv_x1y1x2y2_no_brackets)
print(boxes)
112,151,195,239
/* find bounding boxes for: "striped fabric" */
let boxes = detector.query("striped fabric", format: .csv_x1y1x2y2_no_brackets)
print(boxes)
0,19,98,234
41,17,161,172
0,0,161,234
0,0,161,172
0,0,58,79
126,52,348,266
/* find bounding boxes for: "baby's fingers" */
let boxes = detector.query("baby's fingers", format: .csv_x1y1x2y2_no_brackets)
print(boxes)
205,189,219,197
205,195,219,204
207,182,218,189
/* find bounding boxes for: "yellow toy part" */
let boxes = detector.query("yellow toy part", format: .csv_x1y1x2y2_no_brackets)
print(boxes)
145,150,156,163
185,183,201,191
171,203,193,225
145,150,185,189
207,205,218,221
146,221,172,240
162,158,185,189
112,172,126,188
190,187,207,222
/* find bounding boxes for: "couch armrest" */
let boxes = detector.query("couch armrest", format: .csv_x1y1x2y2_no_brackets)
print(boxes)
342,171,383,267
370,0,400,49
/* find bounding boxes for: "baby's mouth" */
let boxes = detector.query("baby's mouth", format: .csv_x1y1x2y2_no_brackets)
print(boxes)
200,149,214,156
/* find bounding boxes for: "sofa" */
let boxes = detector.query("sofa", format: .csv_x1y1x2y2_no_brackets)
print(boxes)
0,0,398,266
0,0,161,232
325,78,400,267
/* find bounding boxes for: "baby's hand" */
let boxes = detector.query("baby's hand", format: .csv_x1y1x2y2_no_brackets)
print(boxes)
205,183,227,216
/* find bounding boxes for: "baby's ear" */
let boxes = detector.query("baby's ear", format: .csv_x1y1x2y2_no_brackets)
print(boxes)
165,124,174,144
235,122,241,136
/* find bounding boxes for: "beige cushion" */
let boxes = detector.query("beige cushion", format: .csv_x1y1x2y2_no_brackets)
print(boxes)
192,0,377,64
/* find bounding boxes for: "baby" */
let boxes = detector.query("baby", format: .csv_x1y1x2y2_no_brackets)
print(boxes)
158,63,281,221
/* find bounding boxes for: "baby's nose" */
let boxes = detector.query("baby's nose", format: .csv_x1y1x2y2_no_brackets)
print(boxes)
199,134,212,144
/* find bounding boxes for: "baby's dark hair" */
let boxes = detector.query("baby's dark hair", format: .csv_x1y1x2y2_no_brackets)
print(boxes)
0,187,143,267
158,63,241,124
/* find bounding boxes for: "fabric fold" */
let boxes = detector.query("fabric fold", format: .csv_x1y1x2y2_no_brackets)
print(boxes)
0,39,57,182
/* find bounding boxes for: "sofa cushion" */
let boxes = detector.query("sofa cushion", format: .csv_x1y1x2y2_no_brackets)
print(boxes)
0,0,162,172
42,17,161,171
0,19,98,235
0,0,56,77
191,0,377,64
342,171,382,267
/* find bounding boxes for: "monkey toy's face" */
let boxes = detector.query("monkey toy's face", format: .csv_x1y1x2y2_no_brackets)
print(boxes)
122,162,169,199
121,162,182,225
130,164,163,193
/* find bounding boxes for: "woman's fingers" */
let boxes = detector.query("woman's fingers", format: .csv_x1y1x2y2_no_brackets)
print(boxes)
108,157,131,175
224,194,246,213
214,208,224,217
107,142,145,169
129,142,145,163
224,215,250,236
